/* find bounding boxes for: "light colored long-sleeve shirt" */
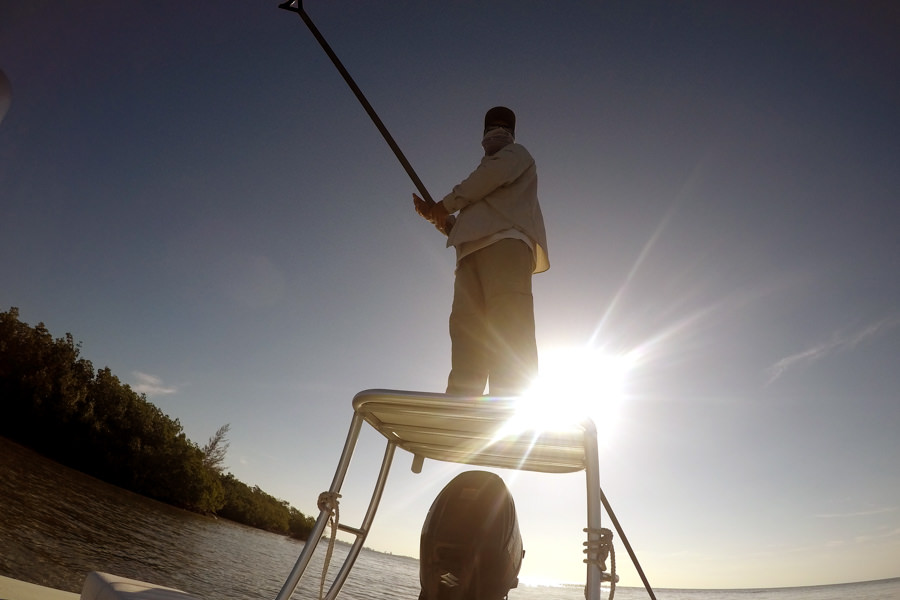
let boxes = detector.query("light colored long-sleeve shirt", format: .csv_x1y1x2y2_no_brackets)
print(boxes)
440,143,549,273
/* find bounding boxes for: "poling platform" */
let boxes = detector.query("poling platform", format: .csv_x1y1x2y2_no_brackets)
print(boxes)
275,389,650,600
354,389,592,474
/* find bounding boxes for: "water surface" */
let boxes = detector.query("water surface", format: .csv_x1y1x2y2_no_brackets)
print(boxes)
1,438,896,600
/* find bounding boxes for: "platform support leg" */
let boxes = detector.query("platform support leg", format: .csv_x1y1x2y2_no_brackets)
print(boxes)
275,412,366,600
582,424,604,600
323,439,396,600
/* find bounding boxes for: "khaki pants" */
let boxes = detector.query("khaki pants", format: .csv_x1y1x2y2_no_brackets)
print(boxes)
446,238,537,396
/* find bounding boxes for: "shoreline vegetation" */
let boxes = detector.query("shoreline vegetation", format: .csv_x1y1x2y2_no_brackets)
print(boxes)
0,307,315,541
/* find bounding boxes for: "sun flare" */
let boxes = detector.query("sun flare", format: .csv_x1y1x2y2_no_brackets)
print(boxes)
501,347,634,442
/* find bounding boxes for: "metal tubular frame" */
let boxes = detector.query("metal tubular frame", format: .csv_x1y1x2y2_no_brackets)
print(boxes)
581,420,605,598
274,390,655,600
274,413,397,600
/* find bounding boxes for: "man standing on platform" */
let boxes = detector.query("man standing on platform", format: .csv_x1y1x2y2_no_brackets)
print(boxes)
414,106,549,396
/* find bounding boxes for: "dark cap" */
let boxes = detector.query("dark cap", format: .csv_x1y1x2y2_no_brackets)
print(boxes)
484,106,515,134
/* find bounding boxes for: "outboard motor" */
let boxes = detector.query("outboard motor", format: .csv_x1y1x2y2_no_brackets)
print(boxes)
419,471,524,600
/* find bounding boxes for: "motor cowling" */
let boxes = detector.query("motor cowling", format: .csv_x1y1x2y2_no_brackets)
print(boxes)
419,471,524,600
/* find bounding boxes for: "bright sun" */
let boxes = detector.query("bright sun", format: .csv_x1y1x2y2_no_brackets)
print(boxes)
503,347,635,443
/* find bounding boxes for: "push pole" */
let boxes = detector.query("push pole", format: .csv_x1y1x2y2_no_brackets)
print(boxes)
600,490,657,600
279,0,438,207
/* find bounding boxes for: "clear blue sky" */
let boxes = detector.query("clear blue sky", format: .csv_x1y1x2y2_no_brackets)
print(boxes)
2,0,899,591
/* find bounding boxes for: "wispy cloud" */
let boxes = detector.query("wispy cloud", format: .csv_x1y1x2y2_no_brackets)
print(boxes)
132,371,177,396
824,526,900,547
814,506,899,519
765,315,900,384
852,526,900,544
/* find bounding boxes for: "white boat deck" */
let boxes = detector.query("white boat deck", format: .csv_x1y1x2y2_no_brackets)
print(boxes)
0,572,198,600
0,575,78,600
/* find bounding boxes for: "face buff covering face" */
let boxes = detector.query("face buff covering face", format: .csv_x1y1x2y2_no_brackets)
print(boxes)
482,128,515,156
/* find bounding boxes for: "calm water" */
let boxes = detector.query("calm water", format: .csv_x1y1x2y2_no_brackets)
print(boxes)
1,437,898,600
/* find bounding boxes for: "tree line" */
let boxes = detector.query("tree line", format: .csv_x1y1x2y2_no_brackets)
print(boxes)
0,307,315,540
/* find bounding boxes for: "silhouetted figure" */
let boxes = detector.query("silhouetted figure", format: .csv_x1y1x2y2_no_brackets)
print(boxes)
415,107,549,396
